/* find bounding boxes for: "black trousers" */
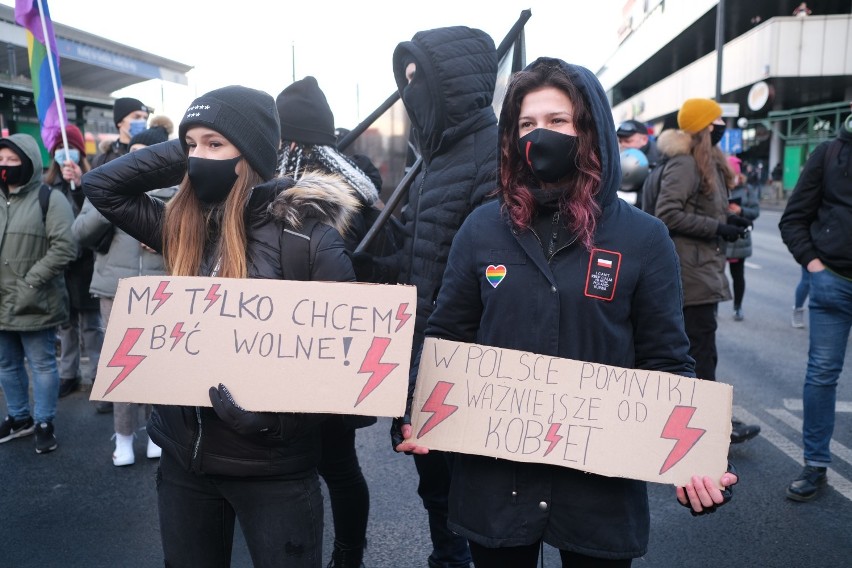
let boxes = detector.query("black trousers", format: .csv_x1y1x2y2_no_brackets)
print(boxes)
683,303,719,381
468,540,632,568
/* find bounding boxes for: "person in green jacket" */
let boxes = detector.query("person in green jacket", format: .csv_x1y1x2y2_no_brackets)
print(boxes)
0,133,76,454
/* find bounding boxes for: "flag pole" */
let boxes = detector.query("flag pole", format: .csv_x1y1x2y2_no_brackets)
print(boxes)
35,0,73,189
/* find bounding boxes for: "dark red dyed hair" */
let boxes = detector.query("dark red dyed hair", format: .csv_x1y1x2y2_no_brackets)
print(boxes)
497,61,602,250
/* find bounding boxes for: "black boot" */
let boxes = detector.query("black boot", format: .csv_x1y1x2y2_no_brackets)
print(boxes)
786,465,827,502
730,419,760,444
326,540,365,568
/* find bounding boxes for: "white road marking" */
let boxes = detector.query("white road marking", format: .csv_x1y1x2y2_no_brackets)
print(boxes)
783,399,852,413
734,405,852,502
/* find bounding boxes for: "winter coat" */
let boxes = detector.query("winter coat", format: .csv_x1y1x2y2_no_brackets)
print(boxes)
654,129,732,307
779,136,852,279
72,186,177,298
724,183,760,259
52,178,99,311
82,139,357,478
421,59,693,559
0,134,76,331
392,25,499,355
90,138,128,168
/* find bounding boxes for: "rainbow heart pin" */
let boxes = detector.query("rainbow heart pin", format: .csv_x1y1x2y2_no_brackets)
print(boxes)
485,264,507,288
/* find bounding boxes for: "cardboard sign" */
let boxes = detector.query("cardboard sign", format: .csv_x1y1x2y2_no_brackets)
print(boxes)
409,338,732,486
91,276,416,417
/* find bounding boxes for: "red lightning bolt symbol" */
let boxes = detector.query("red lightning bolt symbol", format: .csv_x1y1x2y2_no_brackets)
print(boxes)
169,322,186,351
355,337,398,406
150,281,172,315
544,422,563,457
417,381,458,438
659,406,706,474
394,302,412,332
203,284,221,313
104,328,147,395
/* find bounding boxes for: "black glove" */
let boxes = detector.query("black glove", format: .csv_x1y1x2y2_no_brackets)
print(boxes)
716,222,747,242
726,214,753,229
208,383,282,438
390,378,416,453
679,462,738,516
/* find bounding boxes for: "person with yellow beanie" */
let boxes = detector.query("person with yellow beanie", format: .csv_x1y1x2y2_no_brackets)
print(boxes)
651,97,761,445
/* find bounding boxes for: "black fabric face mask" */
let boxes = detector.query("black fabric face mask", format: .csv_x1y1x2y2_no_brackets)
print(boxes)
187,156,241,204
0,164,24,187
402,75,435,138
710,123,726,146
518,128,580,183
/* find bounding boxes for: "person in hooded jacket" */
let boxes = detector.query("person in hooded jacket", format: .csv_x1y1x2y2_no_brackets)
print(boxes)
377,25,499,568
0,133,76,454
74,119,175,467
42,125,104,398
394,58,739,568
82,85,357,568
653,99,761,445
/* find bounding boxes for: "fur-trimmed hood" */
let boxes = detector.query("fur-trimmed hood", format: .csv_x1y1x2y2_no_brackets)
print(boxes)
265,170,360,237
656,129,693,159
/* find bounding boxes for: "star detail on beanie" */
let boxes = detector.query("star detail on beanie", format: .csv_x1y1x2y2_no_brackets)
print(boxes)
183,102,220,124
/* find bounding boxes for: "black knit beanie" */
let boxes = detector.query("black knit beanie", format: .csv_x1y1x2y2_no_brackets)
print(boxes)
276,76,337,146
178,85,281,181
113,97,150,127
129,126,169,148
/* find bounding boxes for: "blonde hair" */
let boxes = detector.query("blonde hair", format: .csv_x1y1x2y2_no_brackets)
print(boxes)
162,159,262,278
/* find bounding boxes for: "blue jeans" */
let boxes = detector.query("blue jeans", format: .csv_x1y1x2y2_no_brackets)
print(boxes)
795,266,810,309
0,329,60,423
803,269,852,466
414,451,472,568
156,452,324,568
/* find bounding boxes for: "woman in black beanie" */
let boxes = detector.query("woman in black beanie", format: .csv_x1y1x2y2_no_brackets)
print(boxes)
83,85,358,568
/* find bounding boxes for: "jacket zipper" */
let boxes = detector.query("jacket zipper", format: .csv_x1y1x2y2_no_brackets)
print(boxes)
406,168,428,284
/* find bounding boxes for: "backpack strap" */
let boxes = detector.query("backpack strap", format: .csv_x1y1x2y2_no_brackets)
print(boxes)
279,218,319,281
38,184,52,224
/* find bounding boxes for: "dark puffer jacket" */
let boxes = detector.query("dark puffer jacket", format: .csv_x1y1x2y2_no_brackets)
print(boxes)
421,59,694,559
392,26,499,357
82,140,356,477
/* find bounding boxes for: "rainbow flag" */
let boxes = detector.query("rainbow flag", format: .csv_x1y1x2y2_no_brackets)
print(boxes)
15,0,67,150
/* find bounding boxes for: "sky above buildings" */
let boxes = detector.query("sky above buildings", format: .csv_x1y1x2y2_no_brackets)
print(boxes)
3,0,623,129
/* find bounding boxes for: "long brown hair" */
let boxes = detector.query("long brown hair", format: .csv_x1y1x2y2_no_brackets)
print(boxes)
690,129,735,195
162,159,261,278
497,61,602,251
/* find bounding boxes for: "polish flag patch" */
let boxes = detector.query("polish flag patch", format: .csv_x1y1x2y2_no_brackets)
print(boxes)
597,258,613,268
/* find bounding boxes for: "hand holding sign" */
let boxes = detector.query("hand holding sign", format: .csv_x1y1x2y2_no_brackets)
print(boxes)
209,383,281,438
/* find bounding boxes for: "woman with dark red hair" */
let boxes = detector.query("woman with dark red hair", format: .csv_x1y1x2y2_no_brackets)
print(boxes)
394,58,738,567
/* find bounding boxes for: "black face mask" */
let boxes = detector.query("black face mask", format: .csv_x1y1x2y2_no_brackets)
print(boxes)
0,164,24,187
187,156,241,204
518,128,580,183
402,75,434,138
710,123,726,146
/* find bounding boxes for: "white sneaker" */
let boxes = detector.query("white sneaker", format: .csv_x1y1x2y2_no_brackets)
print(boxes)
112,433,135,466
146,437,161,459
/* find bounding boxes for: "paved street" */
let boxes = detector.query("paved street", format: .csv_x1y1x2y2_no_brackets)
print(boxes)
2,202,851,567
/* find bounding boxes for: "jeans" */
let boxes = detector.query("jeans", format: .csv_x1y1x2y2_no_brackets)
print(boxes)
156,452,323,568
57,307,103,381
414,451,472,568
802,269,852,466
728,260,745,309
795,266,810,309
683,303,719,381
318,415,369,550
0,329,60,423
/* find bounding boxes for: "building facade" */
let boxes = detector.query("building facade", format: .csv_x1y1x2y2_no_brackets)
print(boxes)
600,0,852,190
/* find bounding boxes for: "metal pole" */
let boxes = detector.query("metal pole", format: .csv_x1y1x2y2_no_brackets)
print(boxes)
715,0,725,101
